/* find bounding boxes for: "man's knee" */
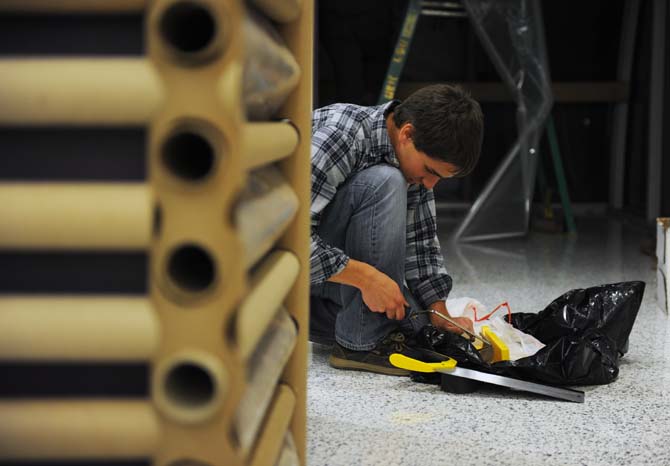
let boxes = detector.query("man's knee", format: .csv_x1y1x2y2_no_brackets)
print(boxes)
356,164,406,196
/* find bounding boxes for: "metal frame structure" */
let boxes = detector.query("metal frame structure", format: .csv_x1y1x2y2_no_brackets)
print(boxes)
454,0,553,242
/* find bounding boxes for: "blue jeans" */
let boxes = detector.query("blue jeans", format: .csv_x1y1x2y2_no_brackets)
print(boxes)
310,165,430,351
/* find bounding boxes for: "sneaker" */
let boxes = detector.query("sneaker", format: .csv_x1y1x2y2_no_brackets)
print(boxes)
328,331,421,376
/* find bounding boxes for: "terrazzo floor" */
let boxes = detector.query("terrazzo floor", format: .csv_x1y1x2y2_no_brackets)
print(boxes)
306,215,670,466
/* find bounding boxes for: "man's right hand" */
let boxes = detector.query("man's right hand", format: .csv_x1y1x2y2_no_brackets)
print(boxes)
359,268,409,321
328,259,408,321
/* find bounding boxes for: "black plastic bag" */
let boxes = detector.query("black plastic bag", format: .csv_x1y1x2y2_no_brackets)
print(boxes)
413,325,486,366
409,327,485,385
411,281,645,386
497,281,645,385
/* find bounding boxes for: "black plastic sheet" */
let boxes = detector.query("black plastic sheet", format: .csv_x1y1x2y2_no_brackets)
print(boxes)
411,281,645,387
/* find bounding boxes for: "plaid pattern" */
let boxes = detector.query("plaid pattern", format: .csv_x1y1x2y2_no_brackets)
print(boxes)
310,101,452,308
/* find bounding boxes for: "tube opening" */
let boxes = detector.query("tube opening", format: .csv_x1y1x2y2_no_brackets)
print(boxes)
162,130,215,182
159,1,217,55
164,362,216,409
167,244,216,292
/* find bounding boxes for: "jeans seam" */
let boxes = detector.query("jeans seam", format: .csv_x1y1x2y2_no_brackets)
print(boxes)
332,167,405,352
336,335,377,351
356,188,378,348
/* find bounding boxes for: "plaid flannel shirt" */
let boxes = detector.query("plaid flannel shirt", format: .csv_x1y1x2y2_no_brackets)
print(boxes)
310,101,453,308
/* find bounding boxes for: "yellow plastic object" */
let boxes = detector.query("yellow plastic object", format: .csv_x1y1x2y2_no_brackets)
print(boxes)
389,353,456,373
481,326,510,362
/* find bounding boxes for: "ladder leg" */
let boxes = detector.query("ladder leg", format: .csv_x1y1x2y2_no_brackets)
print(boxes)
546,115,577,234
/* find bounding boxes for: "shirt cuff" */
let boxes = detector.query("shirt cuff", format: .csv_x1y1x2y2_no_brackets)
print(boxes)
414,275,453,309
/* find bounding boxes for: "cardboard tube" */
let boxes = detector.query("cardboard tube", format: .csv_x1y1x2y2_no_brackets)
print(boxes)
0,400,159,460
236,250,300,361
249,385,296,466
249,0,302,23
243,122,299,171
276,433,300,466
0,296,158,361
243,12,301,120
149,0,229,66
0,0,146,12
0,183,150,250
236,309,297,456
0,58,163,125
152,350,228,425
235,166,299,267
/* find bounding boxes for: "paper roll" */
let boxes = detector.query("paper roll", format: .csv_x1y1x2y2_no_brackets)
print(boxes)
0,296,158,361
0,183,150,250
243,121,299,171
274,433,300,466
249,384,296,466
235,166,299,268
0,58,163,126
0,400,159,460
249,0,302,23
236,250,300,361
148,0,231,66
0,0,146,12
244,12,301,120
235,308,297,455
152,349,228,425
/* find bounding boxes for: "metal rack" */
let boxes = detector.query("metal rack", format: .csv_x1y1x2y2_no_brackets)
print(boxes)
0,1,312,465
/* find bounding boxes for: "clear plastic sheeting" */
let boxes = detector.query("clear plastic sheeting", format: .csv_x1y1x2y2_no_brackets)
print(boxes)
455,0,552,241
244,11,301,120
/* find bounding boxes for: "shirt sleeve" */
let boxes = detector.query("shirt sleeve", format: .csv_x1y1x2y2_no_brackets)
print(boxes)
405,186,453,308
309,125,357,285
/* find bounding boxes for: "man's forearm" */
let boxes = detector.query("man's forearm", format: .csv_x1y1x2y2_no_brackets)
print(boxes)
327,258,374,290
428,300,450,316
428,300,450,327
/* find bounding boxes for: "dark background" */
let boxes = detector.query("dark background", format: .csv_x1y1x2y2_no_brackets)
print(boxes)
315,0,670,219
0,1,667,215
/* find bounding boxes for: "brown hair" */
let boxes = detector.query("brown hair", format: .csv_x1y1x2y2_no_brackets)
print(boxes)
392,84,483,177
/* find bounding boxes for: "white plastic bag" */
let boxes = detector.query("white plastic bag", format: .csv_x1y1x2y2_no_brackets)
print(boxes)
444,297,487,322
445,297,545,361
482,315,545,361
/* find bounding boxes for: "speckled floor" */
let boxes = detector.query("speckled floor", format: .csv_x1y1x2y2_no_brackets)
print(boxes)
306,216,670,466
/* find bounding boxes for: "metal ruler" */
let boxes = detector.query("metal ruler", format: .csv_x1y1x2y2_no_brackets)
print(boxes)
390,353,585,403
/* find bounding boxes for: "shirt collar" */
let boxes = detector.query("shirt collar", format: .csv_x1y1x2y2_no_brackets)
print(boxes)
372,100,401,167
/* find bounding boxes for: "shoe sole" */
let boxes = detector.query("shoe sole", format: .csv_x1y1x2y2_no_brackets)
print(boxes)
328,354,410,376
